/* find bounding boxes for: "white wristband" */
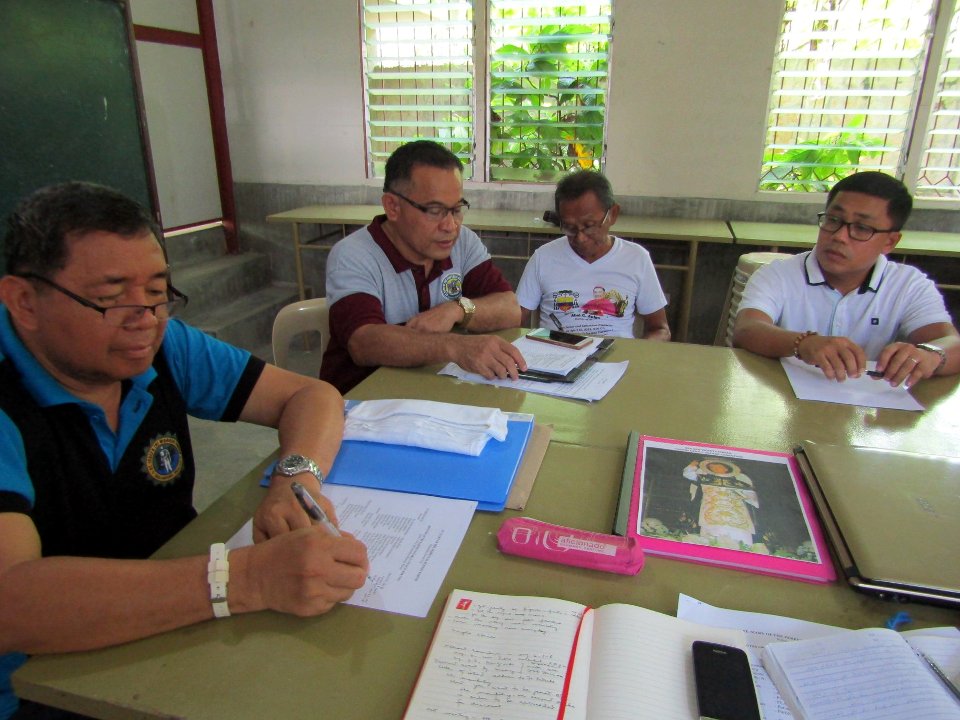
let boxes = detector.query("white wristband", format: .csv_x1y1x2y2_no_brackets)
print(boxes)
207,542,230,618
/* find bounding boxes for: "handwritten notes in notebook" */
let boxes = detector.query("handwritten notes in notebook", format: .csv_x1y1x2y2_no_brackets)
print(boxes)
761,628,960,720
404,591,584,720
402,589,749,720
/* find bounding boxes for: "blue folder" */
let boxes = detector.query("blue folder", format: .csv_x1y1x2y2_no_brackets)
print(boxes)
262,415,534,512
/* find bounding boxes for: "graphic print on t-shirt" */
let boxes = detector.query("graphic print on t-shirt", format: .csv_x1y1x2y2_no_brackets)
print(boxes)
552,285,629,319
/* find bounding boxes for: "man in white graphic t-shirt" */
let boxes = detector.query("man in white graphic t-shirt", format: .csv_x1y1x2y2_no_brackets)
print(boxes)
517,171,671,340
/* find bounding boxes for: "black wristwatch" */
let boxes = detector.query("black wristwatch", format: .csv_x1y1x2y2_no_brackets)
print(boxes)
273,454,324,486
915,343,947,374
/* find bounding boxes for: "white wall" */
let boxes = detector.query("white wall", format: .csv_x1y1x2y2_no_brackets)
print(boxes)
210,1,786,201
213,0,366,185
131,0,221,228
606,1,782,199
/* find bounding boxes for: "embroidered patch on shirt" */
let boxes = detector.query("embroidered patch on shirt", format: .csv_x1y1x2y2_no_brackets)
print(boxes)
440,272,464,300
141,434,184,485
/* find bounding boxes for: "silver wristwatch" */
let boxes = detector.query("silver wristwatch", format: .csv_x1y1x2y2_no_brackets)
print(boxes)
273,454,324,486
915,343,947,374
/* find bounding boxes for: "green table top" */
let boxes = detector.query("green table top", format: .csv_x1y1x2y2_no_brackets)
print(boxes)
14,336,960,719
352,333,960,458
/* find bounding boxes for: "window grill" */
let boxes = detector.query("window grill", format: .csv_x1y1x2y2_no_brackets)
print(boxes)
360,1,612,183
488,0,612,183
760,0,936,193
916,2,960,199
360,1,475,179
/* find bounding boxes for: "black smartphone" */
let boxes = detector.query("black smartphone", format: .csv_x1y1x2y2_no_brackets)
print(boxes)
526,327,592,349
692,641,762,720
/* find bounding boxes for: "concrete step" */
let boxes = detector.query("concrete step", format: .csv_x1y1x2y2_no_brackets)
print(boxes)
172,252,272,318
188,282,300,354
164,227,225,267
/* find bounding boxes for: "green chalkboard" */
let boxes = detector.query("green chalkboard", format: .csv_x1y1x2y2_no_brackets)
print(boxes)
0,0,157,273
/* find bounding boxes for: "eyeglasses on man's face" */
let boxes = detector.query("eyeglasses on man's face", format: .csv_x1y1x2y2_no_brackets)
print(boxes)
389,189,470,222
561,208,611,240
817,212,897,242
20,273,189,328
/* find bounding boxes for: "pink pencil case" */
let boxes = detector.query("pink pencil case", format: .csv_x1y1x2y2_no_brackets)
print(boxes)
497,517,645,575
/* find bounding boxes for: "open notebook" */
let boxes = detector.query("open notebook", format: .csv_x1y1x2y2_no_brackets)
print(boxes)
402,588,751,720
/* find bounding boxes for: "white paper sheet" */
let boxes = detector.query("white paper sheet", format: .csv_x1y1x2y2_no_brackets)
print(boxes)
227,485,476,617
438,360,628,402
513,335,603,375
780,357,924,411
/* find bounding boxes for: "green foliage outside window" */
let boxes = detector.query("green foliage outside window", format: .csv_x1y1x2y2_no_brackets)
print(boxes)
489,4,610,183
759,117,885,193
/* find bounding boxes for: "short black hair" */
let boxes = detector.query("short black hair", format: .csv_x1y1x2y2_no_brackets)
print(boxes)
826,171,913,230
4,181,161,277
382,140,464,193
555,171,616,215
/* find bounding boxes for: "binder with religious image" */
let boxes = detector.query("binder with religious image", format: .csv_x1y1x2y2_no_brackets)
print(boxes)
615,433,835,583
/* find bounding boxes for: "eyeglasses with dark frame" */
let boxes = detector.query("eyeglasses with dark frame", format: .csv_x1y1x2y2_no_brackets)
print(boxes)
19,273,189,328
817,212,897,242
560,208,612,240
389,189,470,222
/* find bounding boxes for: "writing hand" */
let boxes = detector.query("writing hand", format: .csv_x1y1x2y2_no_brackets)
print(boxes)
239,528,370,616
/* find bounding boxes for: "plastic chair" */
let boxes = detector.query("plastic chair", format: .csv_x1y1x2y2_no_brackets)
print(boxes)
271,297,329,369
714,252,792,347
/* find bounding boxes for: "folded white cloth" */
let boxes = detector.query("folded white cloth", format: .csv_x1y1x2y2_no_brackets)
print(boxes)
343,399,509,456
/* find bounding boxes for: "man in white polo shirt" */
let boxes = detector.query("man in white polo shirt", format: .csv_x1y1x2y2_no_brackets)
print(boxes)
733,171,959,387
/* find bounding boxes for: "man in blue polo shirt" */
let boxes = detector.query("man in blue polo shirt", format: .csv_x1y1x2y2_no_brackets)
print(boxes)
319,140,526,393
733,172,959,387
0,183,369,719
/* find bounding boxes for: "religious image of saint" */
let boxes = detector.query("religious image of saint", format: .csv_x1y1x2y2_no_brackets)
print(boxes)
683,458,759,548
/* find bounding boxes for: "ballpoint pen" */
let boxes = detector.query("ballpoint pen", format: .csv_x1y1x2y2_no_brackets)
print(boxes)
549,312,564,331
919,651,960,703
291,481,342,537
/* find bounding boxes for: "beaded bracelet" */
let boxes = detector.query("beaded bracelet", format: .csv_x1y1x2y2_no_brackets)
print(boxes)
793,330,817,359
